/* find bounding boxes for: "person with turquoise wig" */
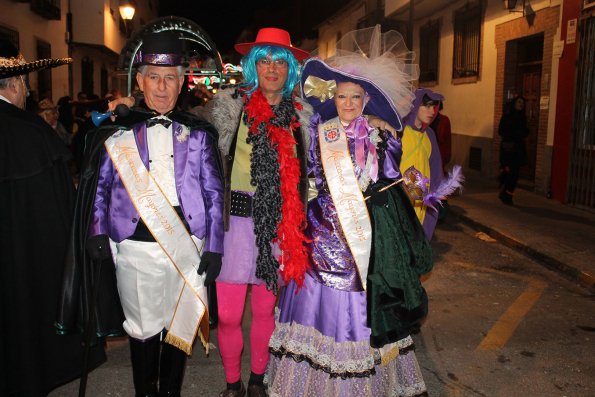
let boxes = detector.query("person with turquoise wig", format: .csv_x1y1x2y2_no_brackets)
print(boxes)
194,27,314,397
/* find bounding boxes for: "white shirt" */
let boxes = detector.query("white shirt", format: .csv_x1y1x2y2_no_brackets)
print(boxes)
0,93,12,104
146,118,180,206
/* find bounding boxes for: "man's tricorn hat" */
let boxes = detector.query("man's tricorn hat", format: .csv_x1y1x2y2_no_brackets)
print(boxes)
133,30,185,67
0,40,72,79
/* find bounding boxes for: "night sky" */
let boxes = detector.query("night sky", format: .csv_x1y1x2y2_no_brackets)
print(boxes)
159,0,345,61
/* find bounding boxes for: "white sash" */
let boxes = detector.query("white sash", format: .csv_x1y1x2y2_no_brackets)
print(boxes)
104,128,209,355
318,118,372,289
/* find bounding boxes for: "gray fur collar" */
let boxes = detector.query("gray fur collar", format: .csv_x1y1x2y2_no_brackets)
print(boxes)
210,88,313,155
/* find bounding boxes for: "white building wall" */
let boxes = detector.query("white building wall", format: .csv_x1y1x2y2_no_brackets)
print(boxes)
0,0,70,99
1,0,158,100
71,0,105,47
70,0,158,97
407,0,557,141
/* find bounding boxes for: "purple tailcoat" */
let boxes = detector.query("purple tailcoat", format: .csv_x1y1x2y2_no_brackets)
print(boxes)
89,121,224,254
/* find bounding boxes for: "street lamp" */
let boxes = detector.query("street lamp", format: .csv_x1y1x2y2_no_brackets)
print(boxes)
119,0,136,37
503,0,534,15
503,0,535,24
503,0,521,11
119,0,136,21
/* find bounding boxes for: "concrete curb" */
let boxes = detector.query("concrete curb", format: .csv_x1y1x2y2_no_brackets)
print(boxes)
448,209,595,293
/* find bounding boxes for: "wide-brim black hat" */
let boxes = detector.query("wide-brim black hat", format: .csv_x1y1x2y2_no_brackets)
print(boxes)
0,41,72,79
0,58,73,78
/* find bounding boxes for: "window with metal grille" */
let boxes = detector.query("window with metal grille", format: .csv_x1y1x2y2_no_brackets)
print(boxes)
452,1,482,80
419,19,440,83
101,65,108,98
81,57,94,97
36,40,52,100
31,0,61,20
0,26,19,49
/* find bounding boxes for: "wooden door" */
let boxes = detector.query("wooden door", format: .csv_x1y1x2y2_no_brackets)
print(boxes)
518,65,541,180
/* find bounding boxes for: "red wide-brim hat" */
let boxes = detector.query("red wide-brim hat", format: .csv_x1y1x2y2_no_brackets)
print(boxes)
234,27,309,61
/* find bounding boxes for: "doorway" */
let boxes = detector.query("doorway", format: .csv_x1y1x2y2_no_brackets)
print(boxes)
503,33,544,182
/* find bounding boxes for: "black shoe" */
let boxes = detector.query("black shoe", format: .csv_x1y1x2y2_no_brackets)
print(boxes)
247,383,268,397
219,382,246,397
129,334,161,397
499,190,513,205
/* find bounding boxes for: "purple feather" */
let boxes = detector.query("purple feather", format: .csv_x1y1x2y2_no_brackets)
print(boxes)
423,165,465,211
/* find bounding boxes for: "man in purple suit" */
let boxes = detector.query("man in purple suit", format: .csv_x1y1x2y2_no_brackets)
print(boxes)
60,30,224,397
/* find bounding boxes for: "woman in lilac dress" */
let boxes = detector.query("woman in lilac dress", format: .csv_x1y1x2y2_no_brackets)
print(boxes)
267,27,432,396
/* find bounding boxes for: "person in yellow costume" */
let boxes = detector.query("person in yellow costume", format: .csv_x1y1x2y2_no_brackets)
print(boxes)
400,88,445,240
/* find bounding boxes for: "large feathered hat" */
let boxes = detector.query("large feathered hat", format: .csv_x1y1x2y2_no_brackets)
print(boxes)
0,40,72,79
301,25,418,131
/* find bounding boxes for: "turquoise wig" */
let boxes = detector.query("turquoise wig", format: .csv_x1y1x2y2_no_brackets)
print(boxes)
240,45,301,97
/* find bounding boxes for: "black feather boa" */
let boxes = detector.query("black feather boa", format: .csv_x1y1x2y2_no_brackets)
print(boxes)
243,93,298,294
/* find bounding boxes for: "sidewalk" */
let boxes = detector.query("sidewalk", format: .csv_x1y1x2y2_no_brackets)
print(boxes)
446,174,595,293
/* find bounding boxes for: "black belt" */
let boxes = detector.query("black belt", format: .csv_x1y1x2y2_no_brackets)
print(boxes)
230,191,253,218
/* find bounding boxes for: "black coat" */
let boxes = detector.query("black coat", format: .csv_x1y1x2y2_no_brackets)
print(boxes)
0,100,105,396
498,109,529,166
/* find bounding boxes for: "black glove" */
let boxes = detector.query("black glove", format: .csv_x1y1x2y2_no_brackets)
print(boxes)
197,251,222,286
370,189,389,206
86,234,112,261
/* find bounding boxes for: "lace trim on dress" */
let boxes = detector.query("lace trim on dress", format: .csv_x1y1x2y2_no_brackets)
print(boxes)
269,321,377,379
269,320,417,379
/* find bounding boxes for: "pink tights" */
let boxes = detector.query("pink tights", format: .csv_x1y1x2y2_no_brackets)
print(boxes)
216,282,277,383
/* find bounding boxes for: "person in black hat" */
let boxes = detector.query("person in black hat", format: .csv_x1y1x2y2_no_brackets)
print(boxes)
57,29,224,396
0,39,106,396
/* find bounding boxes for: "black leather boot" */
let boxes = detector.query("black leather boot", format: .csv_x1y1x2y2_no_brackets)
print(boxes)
129,334,161,397
158,341,187,396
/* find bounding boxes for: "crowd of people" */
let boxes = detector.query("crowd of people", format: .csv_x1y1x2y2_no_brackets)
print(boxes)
22,87,125,184
0,19,468,397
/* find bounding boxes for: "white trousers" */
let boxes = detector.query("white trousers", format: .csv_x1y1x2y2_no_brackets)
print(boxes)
111,237,204,340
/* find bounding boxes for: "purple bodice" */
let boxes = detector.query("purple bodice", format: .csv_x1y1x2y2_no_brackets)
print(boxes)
305,116,402,291
307,118,402,194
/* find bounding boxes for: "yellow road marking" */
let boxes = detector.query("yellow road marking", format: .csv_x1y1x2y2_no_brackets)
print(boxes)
450,262,548,351
477,280,546,350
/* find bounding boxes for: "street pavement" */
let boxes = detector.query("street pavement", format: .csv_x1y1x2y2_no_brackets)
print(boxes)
50,173,595,396
447,173,595,294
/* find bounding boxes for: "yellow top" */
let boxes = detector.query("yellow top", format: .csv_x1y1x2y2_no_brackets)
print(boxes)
230,115,256,192
400,125,432,224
